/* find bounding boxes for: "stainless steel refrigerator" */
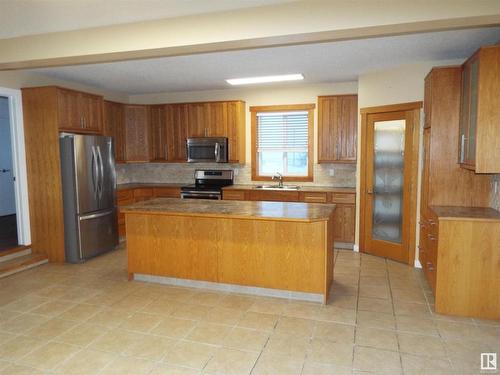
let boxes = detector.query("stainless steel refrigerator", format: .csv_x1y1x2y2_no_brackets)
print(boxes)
59,133,118,263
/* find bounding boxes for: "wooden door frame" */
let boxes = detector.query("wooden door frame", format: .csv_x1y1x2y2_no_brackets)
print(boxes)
359,101,422,265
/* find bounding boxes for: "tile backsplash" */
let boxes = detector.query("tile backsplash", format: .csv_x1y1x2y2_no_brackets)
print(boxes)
116,163,357,188
491,174,500,211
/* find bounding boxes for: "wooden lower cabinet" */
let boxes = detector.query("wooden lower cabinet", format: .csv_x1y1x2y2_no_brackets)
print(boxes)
333,204,355,243
421,207,500,319
222,190,248,201
248,190,300,202
117,186,181,236
223,188,356,244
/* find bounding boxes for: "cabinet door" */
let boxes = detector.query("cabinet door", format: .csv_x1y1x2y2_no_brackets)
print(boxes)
333,204,355,243
124,105,151,162
166,104,188,161
104,101,126,162
187,103,206,137
466,58,479,167
248,190,300,202
150,105,167,161
57,88,81,131
421,128,431,215
205,102,227,137
337,95,358,162
424,75,432,129
318,95,357,163
318,96,339,162
226,101,245,163
79,93,103,133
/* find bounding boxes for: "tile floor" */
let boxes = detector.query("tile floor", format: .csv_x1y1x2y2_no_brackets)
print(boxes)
0,245,498,374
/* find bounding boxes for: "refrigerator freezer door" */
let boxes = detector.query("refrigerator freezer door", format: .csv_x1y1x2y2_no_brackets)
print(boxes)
78,209,118,260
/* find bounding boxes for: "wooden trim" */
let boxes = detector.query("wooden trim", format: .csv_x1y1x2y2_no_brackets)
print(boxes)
0,245,31,257
360,101,422,114
249,104,315,112
317,94,357,98
359,102,422,265
251,106,314,182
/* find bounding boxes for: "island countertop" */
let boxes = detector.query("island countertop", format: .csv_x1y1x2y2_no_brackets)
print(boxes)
121,197,335,222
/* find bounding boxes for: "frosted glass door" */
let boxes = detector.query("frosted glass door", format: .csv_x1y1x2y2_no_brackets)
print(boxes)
372,119,405,244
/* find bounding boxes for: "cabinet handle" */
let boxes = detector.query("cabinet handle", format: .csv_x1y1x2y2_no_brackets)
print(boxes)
428,219,436,226
460,134,467,163
427,234,436,241
426,262,434,272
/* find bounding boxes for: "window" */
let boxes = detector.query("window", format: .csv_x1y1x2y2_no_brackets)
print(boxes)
250,104,314,181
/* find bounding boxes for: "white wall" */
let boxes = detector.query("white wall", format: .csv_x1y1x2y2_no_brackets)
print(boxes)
130,81,358,165
355,59,463,259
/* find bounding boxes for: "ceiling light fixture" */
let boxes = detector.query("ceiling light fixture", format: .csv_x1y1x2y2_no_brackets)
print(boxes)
226,74,304,85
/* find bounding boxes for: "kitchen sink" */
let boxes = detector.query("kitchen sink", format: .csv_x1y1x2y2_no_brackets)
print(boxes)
254,184,300,190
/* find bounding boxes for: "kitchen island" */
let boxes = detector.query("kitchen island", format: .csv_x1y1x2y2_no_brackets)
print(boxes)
122,198,335,303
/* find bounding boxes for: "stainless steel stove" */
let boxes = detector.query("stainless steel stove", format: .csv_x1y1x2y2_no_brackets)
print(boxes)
181,170,234,200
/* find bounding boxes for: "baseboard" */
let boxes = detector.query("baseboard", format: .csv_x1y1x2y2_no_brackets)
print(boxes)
134,273,324,303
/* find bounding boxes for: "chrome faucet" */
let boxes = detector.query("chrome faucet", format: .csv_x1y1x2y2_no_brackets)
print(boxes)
272,172,284,188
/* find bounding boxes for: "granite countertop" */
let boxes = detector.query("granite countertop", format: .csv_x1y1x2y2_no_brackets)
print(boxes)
121,198,336,222
117,183,184,190
222,184,356,193
430,206,500,222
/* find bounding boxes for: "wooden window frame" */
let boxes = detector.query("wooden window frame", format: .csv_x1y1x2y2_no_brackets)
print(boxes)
250,104,315,182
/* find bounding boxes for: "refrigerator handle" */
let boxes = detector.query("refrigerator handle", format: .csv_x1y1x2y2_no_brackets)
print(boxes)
91,146,98,198
97,146,104,200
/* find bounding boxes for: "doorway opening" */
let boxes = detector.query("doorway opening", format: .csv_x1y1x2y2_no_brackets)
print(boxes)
359,102,421,265
0,88,31,253
0,96,18,252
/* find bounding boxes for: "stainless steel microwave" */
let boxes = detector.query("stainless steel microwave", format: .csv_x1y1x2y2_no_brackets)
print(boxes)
186,137,228,163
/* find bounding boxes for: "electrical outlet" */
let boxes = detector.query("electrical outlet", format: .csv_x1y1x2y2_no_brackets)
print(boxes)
233,169,239,176
329,169,335,177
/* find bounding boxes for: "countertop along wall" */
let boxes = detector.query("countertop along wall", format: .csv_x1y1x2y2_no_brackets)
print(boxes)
118,82,359,187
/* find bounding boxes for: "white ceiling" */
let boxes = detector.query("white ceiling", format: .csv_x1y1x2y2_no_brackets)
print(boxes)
29,26,500,95
0,0,296,39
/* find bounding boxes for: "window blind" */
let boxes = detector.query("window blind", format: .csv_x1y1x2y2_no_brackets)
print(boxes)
257,111,308,152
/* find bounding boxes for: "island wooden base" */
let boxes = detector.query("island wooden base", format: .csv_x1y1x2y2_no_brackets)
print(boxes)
126,213,334,303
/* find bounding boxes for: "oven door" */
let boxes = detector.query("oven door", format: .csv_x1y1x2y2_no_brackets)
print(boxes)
181,192,221,200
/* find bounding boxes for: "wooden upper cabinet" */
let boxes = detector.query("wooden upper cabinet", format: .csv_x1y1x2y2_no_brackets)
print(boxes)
187,103,206,137
165,103,189,162
318,95,358,163
57,89,80,131
79,92,103,132
459,45,500,173
150,105,168,162
226,101,246,163
205,102,228,137
124,105,151,162
57,88,103,134
103,101,126,163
